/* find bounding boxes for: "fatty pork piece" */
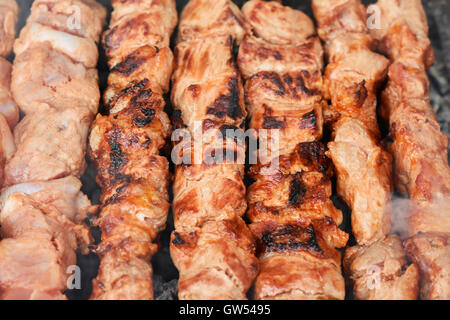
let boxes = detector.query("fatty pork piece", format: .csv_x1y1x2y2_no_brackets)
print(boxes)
171,35,246,130
0,176,93,224
0,58,18,129
250,219,348,300
14,22,99,69
242,0,315,45
103,0,177,68
404,233,450,300
91,162,170,300
29,0,107,42
0,193,90,300
171,217,259,300
11,43,100,115
238,35,323,80
0,0,18,57
177,0,249,44
328,118,392,245
4,104,91,186
109,0,177,29
344,236,419,300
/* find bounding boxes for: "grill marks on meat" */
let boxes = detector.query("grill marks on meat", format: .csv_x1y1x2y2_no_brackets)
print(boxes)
0,0,105,299
238,0,348,300
371,0,450,300
0,0,18,57
88,0,177,300
170,0,259,300
171,35,247,131
176,0,250,45
312,0,417,300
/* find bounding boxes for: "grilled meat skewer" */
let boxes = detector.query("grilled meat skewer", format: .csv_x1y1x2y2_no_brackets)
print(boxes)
238,0,348,300
370,0,450,300
312,0,419,300
0,0,105,300
88,0,177,300
170,0,258,300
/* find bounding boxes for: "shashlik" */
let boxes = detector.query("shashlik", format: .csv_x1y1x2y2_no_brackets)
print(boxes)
0,0,105,299
170,0,258,300
0,0,447,301
371,0,450,300
238,0,348,300
312,0,419,300
88,0,177,300
0,0,17,57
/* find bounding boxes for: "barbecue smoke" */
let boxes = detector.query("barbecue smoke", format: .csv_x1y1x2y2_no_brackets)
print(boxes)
390,196,414,239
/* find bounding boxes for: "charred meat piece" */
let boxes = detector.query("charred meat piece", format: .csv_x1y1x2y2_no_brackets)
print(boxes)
404,233,450,300
238,0,348,300
28,0,106,42
312,0,418,300
170,0,258,300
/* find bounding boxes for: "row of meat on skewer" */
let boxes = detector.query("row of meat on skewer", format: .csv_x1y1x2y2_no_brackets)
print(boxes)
0,0,448,300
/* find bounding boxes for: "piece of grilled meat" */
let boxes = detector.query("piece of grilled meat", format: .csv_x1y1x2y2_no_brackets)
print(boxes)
238,0,348,300
371,0,450,300
0,0,105,300
344,235,419,300
0,0,18,57
170,0,259,300
88,0,177,300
